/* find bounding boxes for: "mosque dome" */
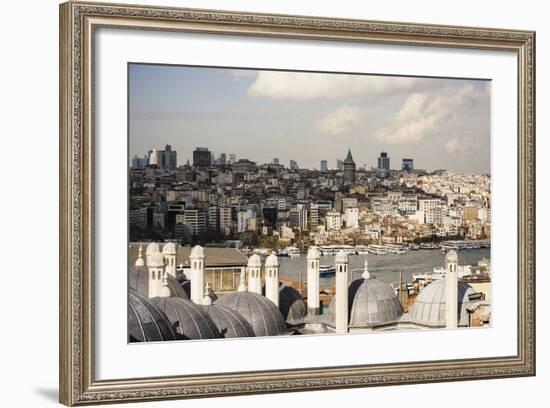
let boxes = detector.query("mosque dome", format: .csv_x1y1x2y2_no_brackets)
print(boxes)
247,254,262,268
129,265,188,299
265,253,279,267
335,250,348,264
216,291,288,337
190,245,204,259
128,290,176,342
410,280,476,327
151,297,221,340
307,246,320,259
162,242,177,254
278,284,307,325
328,278,403,328
203,304,256,338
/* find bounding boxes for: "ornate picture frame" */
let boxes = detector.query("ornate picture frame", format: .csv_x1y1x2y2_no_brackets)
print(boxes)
59,1,535,405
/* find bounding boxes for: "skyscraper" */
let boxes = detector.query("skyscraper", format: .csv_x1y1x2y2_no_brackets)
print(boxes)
289,160,298,170
193,147,212,167
320,160,328,172
219,153,227,166
402,158,414,173
336,159,344,171
378,152,390,171
343,149,356,183
273,158,280,165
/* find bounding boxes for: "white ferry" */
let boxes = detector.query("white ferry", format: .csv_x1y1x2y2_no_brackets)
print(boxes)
286,246,301,257
413,265,473,282
355,245,369,255
319,264,336,277
384,244,408,254
440,239,491,250
367,244,388,255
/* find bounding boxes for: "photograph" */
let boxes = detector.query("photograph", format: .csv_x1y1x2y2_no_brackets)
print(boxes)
127,64,493,342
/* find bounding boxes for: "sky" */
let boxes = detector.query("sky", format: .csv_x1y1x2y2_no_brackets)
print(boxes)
129,63,491,173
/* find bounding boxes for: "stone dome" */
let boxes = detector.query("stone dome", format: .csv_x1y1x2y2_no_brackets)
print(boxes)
410,280,476,327
307,246,320,259
129,265,188,299
128,290,176,342
151,297,221,340
335,250,348,264
247,254,262,268
279,284,307,325
162,242,177,254
203,304,256,338
265,253,279,267
328,278,403,328
216,291,288,337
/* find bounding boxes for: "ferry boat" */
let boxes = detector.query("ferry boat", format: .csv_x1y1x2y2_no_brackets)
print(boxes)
413,265,473,282
355,245,369,255
367,244,388,255
409,244,420,250
419,242,440,250
319,264,336,277
286,246,301,257
439,239,491,250
384,244,408,254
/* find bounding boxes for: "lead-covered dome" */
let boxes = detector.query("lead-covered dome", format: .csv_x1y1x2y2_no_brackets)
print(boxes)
328,278,403,328
203,304,256,338
151,297,221,340
410,280,476,327
128,290,176,342
216,292,288,337
129,265,188,299
279,284,307,325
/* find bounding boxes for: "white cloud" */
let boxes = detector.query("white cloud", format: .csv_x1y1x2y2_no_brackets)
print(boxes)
316,105,365,136
373,84,482,145
445,137,480,154
247,71,421,101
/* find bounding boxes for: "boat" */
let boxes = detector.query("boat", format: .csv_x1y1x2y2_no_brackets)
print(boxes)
409,244,420,250
355,245,369,255
384,244,408,254
419,242,439,250
286,246,301,257
367,244,388,255
319,264,336,277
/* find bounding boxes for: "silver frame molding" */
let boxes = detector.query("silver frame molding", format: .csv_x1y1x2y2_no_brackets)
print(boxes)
59,1,536,405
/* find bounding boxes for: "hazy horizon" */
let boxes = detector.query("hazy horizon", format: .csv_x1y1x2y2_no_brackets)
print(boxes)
129,64,491,173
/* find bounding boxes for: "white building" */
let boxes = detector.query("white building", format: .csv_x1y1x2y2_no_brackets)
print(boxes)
325,211,342,231
345,207,359,229
237,209,256,233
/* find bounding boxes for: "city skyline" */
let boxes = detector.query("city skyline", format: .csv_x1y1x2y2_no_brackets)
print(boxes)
129,64,491,173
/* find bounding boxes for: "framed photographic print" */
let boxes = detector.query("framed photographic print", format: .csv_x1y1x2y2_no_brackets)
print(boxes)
59,1,536,405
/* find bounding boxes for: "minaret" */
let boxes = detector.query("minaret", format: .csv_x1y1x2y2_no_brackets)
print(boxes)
202,283,213,306
145,242,160,266
445,250,459,329
159,267,171,298
247,254,262,295
189,245,205,304
162,242,177,278
362,256,370,280
306,246,321,315
135,244,145,266
265,253,279,307
335,250,349,333
147,249,164,298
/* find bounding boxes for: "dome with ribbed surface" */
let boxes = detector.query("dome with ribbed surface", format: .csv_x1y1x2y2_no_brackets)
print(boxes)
279,284,307,325
151,297,221,340
216,292,288,337
328,278,403,328
203,304,256,338
129,265,188,299
128,290,176,342
410,280,476,327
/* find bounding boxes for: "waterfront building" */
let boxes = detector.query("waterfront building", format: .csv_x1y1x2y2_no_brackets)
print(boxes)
193,147,212,167
378,152,390,170
343,149,356,183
